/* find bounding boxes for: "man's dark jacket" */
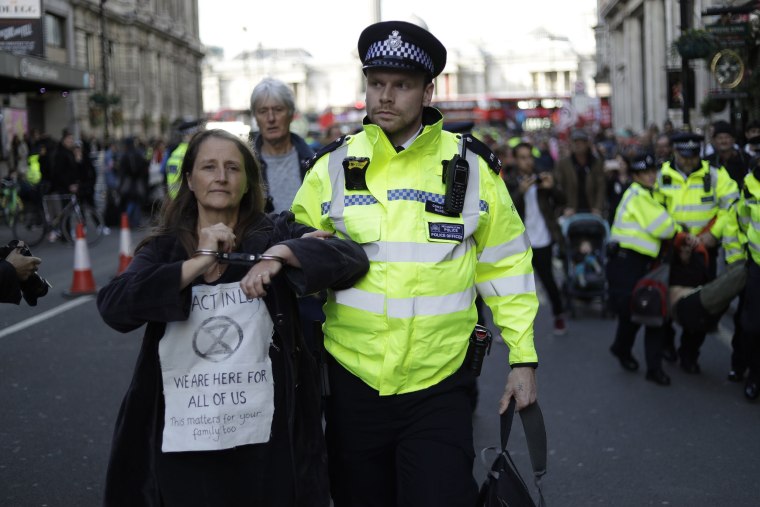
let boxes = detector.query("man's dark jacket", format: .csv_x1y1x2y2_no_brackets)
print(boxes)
97,212,368,507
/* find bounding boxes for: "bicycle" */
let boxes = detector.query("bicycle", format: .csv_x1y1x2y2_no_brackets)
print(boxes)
0,177,24,228
12,192,105,247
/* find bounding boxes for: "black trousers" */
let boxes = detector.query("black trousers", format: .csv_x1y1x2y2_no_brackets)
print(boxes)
666,246,719,363
325,358,478,507
607,249,663,371
741,260,760,382
532,244,564,316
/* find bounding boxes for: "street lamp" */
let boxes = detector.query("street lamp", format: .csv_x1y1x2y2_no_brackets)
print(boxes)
100,0,110,140
679,0,692,130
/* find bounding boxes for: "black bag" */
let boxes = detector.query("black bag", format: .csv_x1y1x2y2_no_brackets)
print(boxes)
476,400,547,507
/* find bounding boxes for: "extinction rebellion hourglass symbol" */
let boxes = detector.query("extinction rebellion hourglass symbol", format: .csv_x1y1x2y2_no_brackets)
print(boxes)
192,316,244,362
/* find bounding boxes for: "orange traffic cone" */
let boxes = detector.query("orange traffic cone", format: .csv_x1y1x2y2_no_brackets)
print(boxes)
117,212,133,275
63,222,98,297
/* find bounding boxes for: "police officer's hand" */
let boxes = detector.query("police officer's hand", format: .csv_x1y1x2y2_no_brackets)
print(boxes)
563,207,576,218
302,230,333,240
499,366,537,414
5,243,41,281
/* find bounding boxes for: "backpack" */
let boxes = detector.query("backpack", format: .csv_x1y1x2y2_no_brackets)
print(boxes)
476,400,547,507
630,262,670,326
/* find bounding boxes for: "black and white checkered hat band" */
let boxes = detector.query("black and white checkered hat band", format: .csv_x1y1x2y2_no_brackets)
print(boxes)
674,140,700,151
364,40,434,74
631,161,647,170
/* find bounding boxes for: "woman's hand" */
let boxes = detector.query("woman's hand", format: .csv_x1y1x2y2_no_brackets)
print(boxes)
239,245,298,299
198,223,236,253
179,223,237,289
240,259,284,299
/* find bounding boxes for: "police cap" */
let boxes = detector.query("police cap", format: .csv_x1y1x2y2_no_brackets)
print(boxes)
671,132,703,157
178,119,204,136
630,153,657,172
358,20,447,78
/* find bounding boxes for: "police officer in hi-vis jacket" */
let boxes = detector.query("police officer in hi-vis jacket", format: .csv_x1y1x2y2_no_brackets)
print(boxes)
291,20,539,507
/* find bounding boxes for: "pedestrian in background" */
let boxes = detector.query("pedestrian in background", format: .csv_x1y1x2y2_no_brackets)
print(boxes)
117,137,149,228
1,241,42,305
250,77,314,213
73,141,97,208
506,141,567,335
555,129,606,217
250,77,325,359
292,20,538,506
654,133,673,166
97,129,368,507
706,120,752,186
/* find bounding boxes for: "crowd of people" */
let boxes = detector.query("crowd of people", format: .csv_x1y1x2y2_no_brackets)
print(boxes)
3,17,759,507
489,117,760,397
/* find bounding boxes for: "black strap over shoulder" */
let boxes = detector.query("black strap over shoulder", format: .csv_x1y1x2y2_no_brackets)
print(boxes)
306,135,347,170
462,134,502,176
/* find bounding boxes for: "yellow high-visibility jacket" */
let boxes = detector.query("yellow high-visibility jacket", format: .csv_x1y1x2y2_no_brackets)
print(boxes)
737,172,760,265
165,142,188,199
611,182,681,258
26,153,41,185
292,109,538,395
654,160,739,238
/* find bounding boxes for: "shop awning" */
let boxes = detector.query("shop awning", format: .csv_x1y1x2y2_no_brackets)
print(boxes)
0,52,90,93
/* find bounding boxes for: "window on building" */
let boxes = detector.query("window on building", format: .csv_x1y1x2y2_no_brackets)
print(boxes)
45,13,66,48
85,33,97,69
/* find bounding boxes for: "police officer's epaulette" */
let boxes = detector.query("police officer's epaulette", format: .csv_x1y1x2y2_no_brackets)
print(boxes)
306,135,348,170
462,134,502,176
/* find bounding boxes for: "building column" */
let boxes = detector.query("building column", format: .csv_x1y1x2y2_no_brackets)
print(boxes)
623,15,644,132
611,27,626,130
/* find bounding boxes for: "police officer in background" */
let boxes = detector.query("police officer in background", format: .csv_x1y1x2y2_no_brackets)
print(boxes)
737,158,760,399
608,153,687,386
655,132,739,373
165,120,203,199
291,20,539,507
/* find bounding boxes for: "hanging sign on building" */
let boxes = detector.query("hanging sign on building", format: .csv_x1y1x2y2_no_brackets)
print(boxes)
0,0,43,57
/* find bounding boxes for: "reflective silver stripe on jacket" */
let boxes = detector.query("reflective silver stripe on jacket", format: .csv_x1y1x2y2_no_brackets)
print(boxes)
462,138,482,236
365,241,471,263
327,144,351,236
674,203,715,212
479,233,531,263
476,272,536,298
333,286,476,317
610,233,658,253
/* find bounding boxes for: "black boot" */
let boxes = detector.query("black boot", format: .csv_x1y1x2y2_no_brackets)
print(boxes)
610,347,639,372
646,369,671,386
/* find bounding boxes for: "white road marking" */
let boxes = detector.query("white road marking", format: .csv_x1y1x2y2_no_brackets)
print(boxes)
0,295,95,339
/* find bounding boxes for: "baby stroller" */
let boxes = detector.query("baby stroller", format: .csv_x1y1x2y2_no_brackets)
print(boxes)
560,213,610,318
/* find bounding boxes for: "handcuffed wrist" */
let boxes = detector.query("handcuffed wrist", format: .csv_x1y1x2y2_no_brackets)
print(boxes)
193,249,218,257
259,254,287,265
